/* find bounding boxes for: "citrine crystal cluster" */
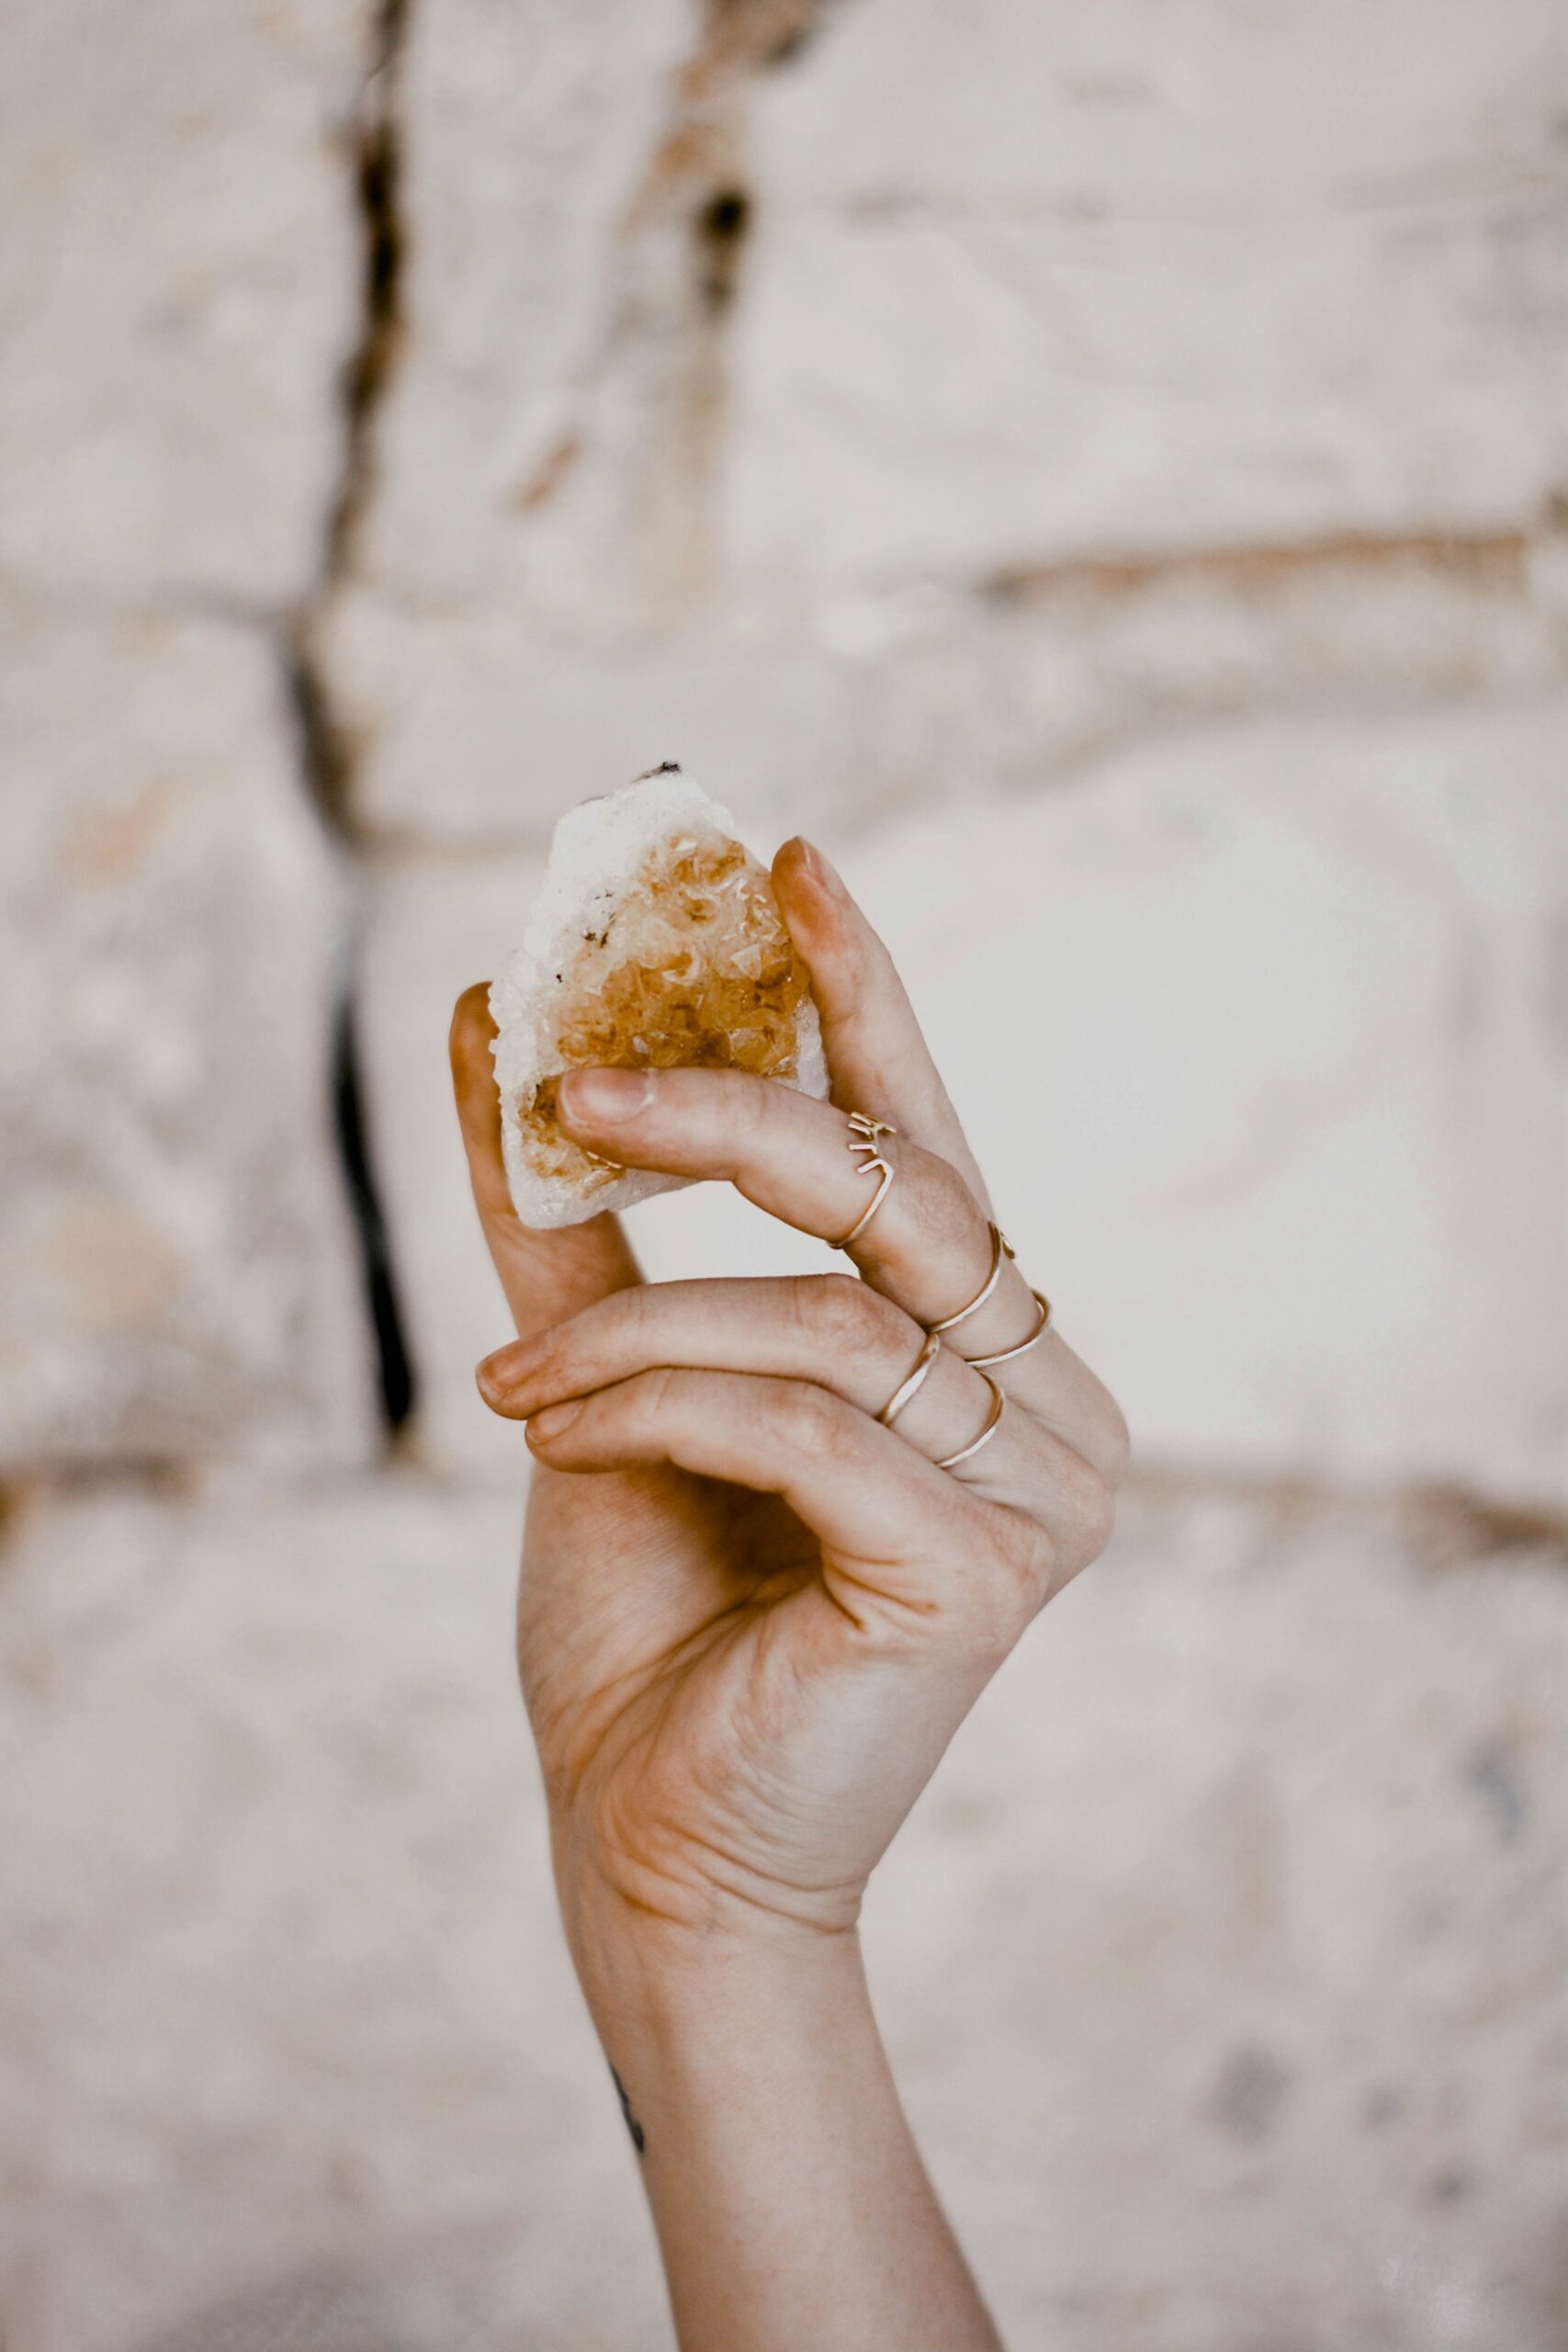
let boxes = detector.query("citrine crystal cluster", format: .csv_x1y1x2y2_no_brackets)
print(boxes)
490,769,828,1227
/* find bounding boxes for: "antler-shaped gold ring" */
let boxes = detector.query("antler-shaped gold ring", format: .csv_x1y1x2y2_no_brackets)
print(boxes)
829,1111,897,1250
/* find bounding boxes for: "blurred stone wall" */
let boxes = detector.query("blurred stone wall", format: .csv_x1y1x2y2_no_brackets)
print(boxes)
2,5,1565,2349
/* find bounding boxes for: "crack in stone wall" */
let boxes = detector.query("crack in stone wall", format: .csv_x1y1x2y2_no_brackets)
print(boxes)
284,0,416,1438
980,522,1544,605
506,0,842,623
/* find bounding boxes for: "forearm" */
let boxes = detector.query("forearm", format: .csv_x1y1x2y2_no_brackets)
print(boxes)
564,1889,1004,2352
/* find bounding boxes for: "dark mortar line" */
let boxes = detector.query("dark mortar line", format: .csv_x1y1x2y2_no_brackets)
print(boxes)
280,0,418,1441
276,637,417,1442
982,522,1538,605
328,0,411,585
333,987,416,1434
1126,1463,1568,1556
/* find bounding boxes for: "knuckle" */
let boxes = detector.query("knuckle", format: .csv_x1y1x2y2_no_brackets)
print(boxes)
772,1377,848,1459
804,1272,897,1357
952,1510,1054,1658
558,1288,640,1391
734,1071,775,1152
626,1363,681,1431
1050,1450,1118,1577
904,1147,978,1249
1100,1396,1133,1487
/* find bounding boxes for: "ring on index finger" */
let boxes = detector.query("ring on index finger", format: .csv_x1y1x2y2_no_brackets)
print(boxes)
829,1112,897,1250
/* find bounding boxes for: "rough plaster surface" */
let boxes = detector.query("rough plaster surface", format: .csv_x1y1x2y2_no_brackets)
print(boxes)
1,1481,1562,2351
0,0,369,606
359,697,1568,1505
0,612,378,1472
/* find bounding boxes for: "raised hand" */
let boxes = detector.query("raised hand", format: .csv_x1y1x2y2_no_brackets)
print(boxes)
451,835,1127,1957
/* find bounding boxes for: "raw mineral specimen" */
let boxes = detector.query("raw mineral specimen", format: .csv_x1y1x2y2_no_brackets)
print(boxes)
489,768,829,1227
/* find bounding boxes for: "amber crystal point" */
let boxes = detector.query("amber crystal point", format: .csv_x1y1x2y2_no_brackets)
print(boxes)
488,771,828,1227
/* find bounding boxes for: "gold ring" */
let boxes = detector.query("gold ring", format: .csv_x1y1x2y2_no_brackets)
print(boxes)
964,1289,1053,1368
935,1373,1006,1471
877,1329,941,1428
829,1112,897,1251
928,1223,1014,1335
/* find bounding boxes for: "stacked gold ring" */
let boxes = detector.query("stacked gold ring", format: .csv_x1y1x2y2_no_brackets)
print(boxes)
835,1108,1050,1476
876,1329,940,1429
934,1373,1006,1471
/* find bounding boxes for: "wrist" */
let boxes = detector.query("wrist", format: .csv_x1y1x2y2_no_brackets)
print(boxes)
556,1858,867,2051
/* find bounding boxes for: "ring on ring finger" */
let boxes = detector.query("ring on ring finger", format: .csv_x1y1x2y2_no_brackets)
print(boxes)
877,1329,940,1428
935,1372,1006,1471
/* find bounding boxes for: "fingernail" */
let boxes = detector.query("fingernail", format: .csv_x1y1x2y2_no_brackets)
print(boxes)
559,1067,656,1124
475,1345,521,1401
527,1398,582,1441
795,837,848,901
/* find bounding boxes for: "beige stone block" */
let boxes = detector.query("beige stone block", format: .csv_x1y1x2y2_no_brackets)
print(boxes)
351,0,698,608
0,612,378,1472
1,1481,1562,2348
333,546,1567,848
0,0,368,605
325,594,862,847
750,0,1568,209
850,695,1568,1508
722,199,1567,600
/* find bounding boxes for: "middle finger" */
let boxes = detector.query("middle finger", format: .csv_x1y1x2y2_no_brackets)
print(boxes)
478,1272,1031,1486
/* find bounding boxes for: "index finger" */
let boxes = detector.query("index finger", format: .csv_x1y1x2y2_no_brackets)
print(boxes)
773,837,993,1216
449,982,640,1340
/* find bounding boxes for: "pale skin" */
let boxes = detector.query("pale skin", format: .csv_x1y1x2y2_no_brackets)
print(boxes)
450,834,1129,2352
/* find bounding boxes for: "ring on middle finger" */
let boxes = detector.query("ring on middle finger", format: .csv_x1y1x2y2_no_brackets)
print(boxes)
935,1371,1007,1471
928,1221,1014,1337
966,1287,1054,1368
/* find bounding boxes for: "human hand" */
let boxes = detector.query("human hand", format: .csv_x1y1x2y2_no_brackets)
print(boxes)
451,837,1128,1970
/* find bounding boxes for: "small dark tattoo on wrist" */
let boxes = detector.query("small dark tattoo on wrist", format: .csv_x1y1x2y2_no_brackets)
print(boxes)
610,2063,646,2155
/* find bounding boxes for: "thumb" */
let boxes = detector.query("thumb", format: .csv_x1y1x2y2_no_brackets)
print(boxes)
449,983,640,1340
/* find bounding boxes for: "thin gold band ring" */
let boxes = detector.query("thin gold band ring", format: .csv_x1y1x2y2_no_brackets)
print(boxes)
935,1372,1006,1471
964,1288,1053,1368
928,1222,1014,1335
876,1329,941,1428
